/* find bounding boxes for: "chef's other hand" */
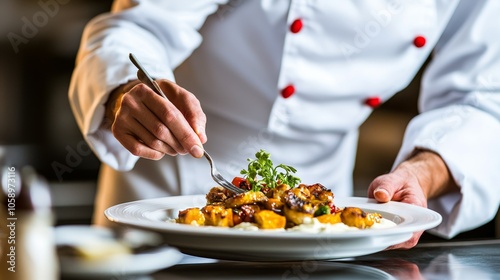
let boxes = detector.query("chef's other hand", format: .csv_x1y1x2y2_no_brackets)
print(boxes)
104,79,207,160
367,149,458,249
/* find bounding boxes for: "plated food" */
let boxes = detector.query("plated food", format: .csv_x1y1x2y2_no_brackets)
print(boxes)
104,150,441,260
176,150,395,232
105,195,441,260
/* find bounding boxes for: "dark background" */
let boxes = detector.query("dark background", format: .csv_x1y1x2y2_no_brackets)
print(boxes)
0,1,497,240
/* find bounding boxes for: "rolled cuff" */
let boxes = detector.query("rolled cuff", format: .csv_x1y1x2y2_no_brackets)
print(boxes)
393,105,500,238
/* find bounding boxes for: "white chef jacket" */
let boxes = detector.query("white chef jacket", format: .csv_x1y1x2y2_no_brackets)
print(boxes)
69,0,500,238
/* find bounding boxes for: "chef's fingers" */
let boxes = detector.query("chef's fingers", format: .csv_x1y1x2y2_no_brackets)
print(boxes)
137,82,205,158
120,116,179,156
156,79,208,144
112,107,179,159
367,173,403,203
133,116,186,155
116,133,167,160
386,231,423,250
112,125,166,160
113,89,183,157
367,168,427,207
368,168,428,250
125,96,187,155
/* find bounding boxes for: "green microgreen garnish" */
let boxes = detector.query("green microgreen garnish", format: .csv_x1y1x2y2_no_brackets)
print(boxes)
240,149,301,192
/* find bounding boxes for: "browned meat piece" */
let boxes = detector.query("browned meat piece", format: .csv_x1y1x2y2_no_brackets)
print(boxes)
283,185,315,225
262,198,284,214
282,184,338,225
260,186,272,197
206,186,233,204
306,183,334,203
340,207,382,229
232,204,260,225
224,191,268,208
269,184,291,201
283,185,314,213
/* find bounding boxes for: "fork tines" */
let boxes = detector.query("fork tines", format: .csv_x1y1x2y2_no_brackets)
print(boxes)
215,175,245,194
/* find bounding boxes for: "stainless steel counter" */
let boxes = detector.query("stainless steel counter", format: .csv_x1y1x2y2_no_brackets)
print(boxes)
149,239,500,280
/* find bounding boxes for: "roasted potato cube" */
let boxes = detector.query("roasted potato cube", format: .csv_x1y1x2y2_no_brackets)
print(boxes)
254,210,286,229
341,207,382,229
202,205,234,227
178,208,205,226
316,212,342,224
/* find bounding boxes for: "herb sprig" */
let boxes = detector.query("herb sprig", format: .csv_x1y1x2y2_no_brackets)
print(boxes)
240,150,301,192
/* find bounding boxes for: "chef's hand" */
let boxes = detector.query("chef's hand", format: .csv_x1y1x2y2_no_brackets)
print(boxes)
104,79,207,160
367,149,458,249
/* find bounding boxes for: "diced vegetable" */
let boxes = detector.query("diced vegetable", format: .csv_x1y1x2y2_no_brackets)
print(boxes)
231,177,249,190
254,210,286,229
316,212,342,224
178,208,205,226
202,205,234,227
314,205,331,216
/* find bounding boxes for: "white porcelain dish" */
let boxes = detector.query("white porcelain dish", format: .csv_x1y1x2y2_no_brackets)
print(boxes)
105,196,442,261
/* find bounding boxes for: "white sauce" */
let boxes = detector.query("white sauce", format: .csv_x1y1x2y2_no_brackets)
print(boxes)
233,223,267,231
231,217,396,233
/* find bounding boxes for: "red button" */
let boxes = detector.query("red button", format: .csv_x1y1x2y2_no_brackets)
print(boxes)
413,35,426,48
365,96,381,108
290,19,303,33
281,85,295,98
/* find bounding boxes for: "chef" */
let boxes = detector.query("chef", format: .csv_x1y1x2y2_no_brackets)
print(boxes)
69,0,500,249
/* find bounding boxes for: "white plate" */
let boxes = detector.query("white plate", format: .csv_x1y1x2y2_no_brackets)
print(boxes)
55,225,183,277
105,196,442,261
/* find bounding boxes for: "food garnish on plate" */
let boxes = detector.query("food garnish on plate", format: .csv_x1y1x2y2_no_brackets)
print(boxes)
176,150,393,231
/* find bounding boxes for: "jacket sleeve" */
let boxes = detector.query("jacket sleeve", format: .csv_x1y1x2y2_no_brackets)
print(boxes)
68,0,227,171
393,0,500,238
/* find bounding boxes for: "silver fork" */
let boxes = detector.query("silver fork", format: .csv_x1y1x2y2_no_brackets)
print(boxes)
203,151,245,194
129,53,245,194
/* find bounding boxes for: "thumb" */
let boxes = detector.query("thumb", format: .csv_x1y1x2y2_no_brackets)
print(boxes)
194,123,207,144
373,188,391,203
367,174,401,203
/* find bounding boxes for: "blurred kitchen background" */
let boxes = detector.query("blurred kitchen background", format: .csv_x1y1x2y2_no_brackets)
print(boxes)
1,1,497,239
